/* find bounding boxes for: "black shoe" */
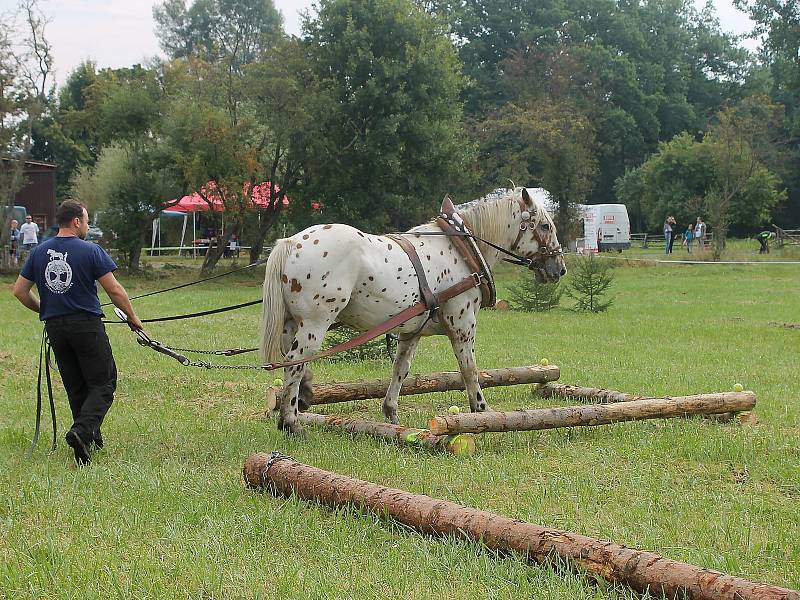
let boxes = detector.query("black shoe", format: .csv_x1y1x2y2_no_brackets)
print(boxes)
93,430,104,450
66,429,91,466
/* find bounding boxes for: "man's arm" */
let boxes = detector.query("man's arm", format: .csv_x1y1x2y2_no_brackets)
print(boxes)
98,272,144,331
12,276,40,314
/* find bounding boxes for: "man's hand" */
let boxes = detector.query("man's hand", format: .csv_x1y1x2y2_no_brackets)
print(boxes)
127,315,144,332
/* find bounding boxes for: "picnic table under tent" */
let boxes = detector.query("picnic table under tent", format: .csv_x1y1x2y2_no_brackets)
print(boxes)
150,182,289,257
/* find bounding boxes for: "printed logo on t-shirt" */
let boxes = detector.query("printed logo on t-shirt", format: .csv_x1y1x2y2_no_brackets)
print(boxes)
44,249,73,294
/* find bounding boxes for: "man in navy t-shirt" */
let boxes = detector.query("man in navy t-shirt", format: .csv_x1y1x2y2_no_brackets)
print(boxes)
13,200,143,466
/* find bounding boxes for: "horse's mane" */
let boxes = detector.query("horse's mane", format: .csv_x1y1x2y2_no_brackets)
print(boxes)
455,187,520,260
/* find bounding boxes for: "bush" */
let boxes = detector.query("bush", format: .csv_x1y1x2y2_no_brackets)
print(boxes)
566,254,614,312
321,326,394,362
506,273,562,312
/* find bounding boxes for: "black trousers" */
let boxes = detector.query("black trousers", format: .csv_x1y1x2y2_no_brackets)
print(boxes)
45,314,117,443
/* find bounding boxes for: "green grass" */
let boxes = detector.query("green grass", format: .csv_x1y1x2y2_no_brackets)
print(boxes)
1,252,799,598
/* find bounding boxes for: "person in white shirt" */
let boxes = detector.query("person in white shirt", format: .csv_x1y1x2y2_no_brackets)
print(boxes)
19,214,40,258
695,217,706,251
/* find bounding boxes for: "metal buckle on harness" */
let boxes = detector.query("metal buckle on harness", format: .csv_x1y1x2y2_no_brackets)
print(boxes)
470,272,483,287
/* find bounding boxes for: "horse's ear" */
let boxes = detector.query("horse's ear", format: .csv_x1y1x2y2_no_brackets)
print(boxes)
521,188,535,210
441,194,455,215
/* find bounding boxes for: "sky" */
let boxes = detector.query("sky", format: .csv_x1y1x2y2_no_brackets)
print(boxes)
0,0,759,88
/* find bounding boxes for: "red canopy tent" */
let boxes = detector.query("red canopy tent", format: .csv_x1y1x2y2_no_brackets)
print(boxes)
159,181,289,257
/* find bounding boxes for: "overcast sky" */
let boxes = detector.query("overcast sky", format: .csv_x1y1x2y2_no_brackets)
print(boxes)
0,0,759,88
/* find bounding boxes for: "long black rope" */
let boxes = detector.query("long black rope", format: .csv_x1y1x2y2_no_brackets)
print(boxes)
100,258,267,307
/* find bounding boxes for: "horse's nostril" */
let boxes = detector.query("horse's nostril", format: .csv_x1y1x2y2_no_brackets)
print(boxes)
560,268,567,276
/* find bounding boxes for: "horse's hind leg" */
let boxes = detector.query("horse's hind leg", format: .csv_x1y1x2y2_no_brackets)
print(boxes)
442,313,489,413
277,319,329,434
281,320,313,411
382,335,420,424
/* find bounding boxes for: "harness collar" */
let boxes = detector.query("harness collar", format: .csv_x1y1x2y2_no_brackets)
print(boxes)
437,196,496,308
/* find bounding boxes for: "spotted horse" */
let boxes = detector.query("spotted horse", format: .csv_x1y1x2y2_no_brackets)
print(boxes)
259,187,566,434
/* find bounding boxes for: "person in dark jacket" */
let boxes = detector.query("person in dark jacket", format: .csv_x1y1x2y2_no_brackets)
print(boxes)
12,200,143,466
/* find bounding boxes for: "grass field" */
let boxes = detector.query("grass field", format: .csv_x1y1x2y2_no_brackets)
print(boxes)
1,246,799,599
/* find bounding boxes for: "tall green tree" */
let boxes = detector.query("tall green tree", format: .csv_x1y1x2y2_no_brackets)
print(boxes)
1,0,53,268
153,0,283,65
301,0,473,231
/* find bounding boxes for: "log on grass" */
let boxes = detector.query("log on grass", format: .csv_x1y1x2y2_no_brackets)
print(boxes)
536,383,647,403
297,412,475,456
429,391,756,435
243,453,797,600
266,364,561,410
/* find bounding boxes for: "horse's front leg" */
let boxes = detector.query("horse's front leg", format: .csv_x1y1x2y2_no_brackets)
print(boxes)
382,335,420,424
442,312,488,413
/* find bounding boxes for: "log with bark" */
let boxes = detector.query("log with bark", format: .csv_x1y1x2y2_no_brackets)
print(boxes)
266,364,561,411
535,383,646,403
243,453,797,600
296,412,475,456
429,391,756,435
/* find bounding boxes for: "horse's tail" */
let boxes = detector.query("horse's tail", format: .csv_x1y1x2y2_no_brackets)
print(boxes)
259,238,292,364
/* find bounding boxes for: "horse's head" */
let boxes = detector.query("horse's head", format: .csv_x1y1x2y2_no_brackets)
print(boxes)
512,188,566,283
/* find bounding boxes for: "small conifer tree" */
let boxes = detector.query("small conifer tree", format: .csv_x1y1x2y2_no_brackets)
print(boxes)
566,254,614,312
321,326,393,362
507,273,562,312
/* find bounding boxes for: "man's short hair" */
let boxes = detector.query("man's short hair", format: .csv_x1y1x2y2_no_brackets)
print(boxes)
56,200,86,226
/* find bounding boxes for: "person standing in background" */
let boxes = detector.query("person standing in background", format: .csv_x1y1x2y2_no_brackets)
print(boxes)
695,217,706,252
8,218,20,266
19,214,40,258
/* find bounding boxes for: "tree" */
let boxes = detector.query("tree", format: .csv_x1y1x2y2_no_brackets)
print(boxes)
566,254,614,313
243,38,314,264
703,96,786,257
153,0,283,65
1,0,53,269
614,98,785,256
301,0,474,232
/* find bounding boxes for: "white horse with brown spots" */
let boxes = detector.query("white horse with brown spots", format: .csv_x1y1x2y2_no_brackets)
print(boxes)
259,187,565,433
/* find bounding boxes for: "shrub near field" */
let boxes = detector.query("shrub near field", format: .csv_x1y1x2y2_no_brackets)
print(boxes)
0,259,799,598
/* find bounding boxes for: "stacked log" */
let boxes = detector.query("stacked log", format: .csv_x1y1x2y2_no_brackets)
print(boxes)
244,453,797,600
267,364,560,410
429,391,756,435
297,412,475,456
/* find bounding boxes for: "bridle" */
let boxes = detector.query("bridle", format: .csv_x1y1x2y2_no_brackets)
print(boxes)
509,196,563,271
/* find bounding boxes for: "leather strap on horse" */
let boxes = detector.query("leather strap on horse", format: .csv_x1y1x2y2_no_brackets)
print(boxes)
387,234,439,313
436,197,496,308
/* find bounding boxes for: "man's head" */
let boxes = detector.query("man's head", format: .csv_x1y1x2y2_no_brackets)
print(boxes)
56,200,89,239
697,217,704,223
25,215,33,223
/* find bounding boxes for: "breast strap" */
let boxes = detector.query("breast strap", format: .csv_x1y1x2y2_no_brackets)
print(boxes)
387,234,439,313
435,211,496,308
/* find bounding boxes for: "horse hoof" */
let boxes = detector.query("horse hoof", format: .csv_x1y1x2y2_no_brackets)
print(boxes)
277,417,305,436
382,407,399,425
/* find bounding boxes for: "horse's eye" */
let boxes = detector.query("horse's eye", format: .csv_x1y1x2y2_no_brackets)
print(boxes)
540,223,550,231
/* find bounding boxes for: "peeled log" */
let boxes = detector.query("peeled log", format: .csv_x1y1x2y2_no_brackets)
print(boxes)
536,383,646,403
266,364,560,410
430,391,756,435
297,412,475,456
243,453,798,600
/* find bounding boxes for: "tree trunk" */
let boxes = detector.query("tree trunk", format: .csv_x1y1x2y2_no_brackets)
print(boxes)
297,412,475,456
429,391,756,435
243,454,798,600
202,220,241,273
266,365,561,410
249,208,280,265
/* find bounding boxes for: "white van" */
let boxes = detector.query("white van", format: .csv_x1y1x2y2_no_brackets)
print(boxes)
579,204,631,252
